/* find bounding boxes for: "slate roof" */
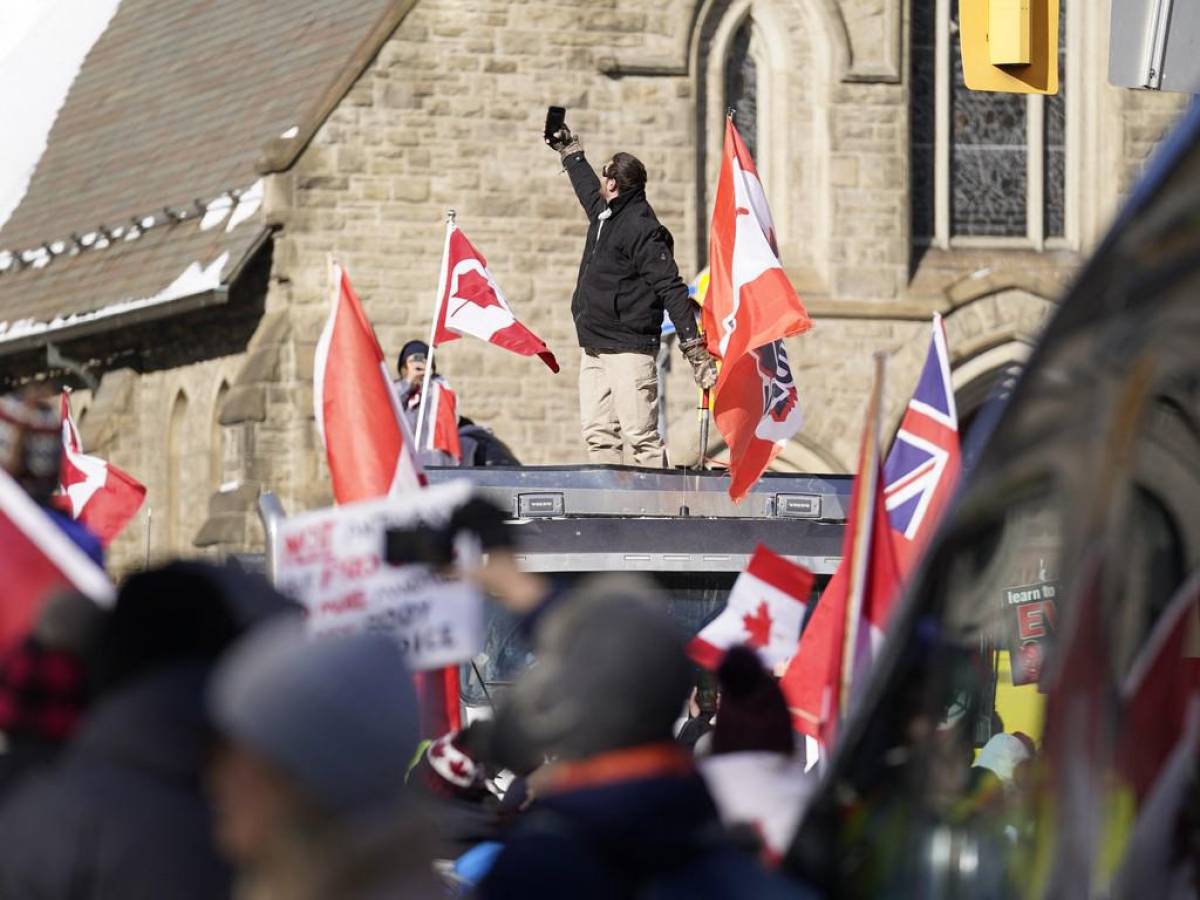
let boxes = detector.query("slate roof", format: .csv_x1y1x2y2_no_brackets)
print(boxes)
0,0,399,350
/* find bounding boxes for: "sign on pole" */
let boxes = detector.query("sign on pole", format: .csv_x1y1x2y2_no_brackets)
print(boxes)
1110,0,1200,92
959,0,1060,94
274,480,483,671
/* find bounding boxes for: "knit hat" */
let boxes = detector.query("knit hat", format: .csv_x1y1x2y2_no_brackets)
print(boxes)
711,645,794,756
492,575,692,764
397,340,432,376
209,618,420,817
413,721,493,804
93,561,297,694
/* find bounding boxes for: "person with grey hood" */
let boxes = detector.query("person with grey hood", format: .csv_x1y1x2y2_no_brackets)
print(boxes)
478,574,813,899
206,618,442,899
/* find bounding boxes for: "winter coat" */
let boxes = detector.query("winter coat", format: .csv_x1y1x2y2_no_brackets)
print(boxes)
477,745,814,899
564,151,701,354
0,664,233,900
458,423,520,467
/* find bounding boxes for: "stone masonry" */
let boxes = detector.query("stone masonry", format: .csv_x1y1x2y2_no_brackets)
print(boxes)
85,0,1186,571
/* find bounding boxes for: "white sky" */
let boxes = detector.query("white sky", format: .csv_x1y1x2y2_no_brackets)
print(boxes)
0,0,123,230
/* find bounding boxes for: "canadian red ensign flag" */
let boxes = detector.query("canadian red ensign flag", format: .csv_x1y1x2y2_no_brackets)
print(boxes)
434,224,559,373
688,545,813,671
704,118,812,501
314,261,425,504
0,466,113,650
782,362,901,749
56,391,146,546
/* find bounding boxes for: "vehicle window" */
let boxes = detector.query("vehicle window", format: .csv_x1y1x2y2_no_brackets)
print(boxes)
461,571,829,706
791,484,1064,896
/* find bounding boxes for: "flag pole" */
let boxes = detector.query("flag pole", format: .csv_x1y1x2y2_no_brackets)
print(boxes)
414,210,456,451
693,105,734,472
839,352,887,722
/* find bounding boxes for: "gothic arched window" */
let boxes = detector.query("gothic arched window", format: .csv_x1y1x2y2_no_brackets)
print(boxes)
725,18,759,162
911,0,1069,248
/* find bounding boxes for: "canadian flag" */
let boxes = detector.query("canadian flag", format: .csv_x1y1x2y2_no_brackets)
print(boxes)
56,391,146,546
314,261,425,504
0,465,113,649
434,224,559,373
688,545,813,671
704,118,812,501
427,378,463,463
781,368,901,748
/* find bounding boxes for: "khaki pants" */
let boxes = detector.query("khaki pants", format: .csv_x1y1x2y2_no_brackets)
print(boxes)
578,349,666,467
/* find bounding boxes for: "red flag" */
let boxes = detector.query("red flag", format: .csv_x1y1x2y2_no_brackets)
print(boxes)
55,391,146,546
0,466,113,650
434,225,559,373
781,368,901,747
1117,574,1200,802
314,262,425,504
703,118,812,501
428,379,463,463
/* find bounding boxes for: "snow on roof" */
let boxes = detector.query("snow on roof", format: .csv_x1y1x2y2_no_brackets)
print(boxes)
0,0,123,230
0,179,263,275
0,250,230,345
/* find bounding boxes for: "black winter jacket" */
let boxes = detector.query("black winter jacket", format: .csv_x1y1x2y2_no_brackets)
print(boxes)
565,151,701,353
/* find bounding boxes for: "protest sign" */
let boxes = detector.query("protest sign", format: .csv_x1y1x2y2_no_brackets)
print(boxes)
274,480,482,671
1003,579,1058,685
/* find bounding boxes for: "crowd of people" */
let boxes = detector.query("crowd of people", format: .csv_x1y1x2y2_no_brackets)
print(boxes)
0,383,826,898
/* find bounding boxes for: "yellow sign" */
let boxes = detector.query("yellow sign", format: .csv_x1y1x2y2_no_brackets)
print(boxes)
960,0,1059,94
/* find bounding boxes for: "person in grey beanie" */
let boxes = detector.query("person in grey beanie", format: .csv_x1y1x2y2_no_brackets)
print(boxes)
206,618,441,899
479,575,812,900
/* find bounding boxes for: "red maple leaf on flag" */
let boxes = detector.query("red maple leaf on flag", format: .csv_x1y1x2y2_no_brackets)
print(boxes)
742,600,773,648
451,269,505,316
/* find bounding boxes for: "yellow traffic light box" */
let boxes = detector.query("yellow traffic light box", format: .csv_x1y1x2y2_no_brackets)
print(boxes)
960,0,1059,94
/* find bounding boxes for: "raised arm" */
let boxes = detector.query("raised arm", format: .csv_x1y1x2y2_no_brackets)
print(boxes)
549,127,606,222
562,151,606,223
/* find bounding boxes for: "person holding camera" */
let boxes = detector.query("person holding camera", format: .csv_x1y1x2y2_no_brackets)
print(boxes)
548,123,717,468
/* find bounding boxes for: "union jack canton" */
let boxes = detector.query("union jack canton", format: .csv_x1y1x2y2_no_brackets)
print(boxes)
882,315,961,571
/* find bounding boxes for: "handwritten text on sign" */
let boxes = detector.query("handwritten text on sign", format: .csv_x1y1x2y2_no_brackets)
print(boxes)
274,481,482,671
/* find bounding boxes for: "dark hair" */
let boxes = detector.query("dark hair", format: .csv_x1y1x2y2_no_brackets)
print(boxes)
603,152,647,195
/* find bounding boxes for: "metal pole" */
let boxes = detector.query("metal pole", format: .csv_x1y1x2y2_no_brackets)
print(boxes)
697,387,710,470
839,352,887,722
257,491,286,583
414,211,456,450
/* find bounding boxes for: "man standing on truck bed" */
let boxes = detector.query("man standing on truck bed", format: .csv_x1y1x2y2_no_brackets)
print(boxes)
549,125,717,468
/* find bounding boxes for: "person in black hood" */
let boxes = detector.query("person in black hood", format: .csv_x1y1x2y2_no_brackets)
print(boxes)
549,126,717,468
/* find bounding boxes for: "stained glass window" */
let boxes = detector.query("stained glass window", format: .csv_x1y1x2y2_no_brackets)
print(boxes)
911,0,936,241
1044,4,1067,238
949,1,1028,236
910,0,1067,244
725,19,758,163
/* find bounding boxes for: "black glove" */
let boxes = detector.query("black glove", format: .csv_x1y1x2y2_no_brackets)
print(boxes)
680,337,718,390
548,126,583,159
